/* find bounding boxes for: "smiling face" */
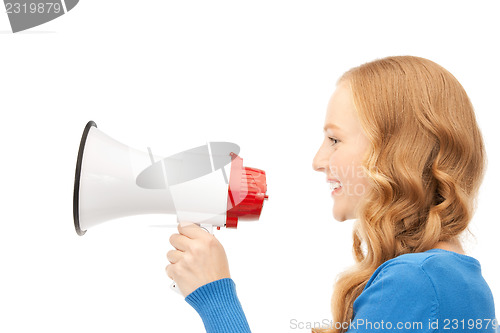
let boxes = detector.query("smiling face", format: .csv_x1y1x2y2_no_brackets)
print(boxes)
312,81,372,222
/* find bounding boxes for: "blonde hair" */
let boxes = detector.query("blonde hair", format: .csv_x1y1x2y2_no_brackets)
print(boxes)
313,56,487,333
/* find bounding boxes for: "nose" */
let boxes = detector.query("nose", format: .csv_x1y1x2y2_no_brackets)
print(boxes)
312,146,328,173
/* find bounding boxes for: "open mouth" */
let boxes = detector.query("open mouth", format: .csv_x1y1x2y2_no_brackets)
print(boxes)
330,181,342,191
329,180,343,195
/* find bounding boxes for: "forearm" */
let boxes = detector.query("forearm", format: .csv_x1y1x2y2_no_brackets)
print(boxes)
185,278,252,333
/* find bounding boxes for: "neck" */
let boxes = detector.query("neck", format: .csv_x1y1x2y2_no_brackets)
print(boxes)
432,238,465,255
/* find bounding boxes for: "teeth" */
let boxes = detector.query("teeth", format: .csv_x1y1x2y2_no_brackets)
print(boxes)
330,181,342,191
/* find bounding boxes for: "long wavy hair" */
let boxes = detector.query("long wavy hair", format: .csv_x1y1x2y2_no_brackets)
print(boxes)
313,56,487,333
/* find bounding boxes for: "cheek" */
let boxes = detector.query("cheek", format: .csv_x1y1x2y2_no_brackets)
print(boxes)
351,173,370,198
329,151,355,175
336,154,368,197
328,151,349,175
350,157,369,197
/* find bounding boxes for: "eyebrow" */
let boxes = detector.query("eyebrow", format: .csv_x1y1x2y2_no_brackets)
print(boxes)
323,123,342,132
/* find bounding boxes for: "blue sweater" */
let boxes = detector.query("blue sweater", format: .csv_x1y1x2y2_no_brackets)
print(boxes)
185,278,252,333
185,249,498,333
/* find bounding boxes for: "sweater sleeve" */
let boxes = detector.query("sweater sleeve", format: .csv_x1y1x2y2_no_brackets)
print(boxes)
347,263,438,333
185,278,252,333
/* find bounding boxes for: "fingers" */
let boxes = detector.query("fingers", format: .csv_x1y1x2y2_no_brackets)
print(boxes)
165,264,175,280
165,250,183,280
169,233,189,252
166,249,183,264
165,250,183,281
177,222,210,239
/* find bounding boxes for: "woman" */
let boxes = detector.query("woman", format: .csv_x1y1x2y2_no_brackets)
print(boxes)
166,56,498,333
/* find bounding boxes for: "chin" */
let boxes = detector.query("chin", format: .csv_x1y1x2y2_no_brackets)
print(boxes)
333,206,357,222
333,210,348,222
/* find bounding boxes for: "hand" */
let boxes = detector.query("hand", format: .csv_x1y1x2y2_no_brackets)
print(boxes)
166,222,231,297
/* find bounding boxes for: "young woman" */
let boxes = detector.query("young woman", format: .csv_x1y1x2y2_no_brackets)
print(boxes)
166,56,498,333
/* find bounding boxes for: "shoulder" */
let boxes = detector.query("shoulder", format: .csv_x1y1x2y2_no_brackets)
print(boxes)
362,253,440,298
352,253,441,323
365,249,480,290
352,250,493,327
355,250,482,314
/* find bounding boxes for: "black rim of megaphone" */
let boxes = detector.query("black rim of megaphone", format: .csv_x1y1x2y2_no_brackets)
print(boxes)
73,121,97,236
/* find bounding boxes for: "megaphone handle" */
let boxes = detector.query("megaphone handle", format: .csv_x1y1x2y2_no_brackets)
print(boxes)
170,223,215,296
170,281,183,295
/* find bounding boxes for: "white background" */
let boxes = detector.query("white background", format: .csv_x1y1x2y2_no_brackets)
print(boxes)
1,1,499,332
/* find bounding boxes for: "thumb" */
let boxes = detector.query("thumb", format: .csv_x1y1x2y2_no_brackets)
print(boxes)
178,221,196,229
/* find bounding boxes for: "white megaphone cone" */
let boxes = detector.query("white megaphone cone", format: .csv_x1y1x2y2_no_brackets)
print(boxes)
73,121,268,236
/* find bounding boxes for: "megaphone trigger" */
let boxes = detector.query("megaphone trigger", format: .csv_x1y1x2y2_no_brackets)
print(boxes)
199,224,214,234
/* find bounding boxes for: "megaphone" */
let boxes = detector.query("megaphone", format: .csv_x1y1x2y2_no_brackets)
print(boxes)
73,121,268,236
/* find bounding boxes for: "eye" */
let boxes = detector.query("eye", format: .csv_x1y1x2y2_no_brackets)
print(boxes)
328,137,339,146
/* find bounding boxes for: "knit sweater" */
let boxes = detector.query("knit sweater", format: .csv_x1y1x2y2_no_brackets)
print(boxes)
185,249,498,333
